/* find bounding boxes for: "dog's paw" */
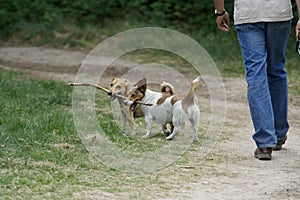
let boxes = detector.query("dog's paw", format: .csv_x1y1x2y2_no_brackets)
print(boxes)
131,132,137,136
192,138,199,143
142,134,151,139
164,131,171,137
166,135,174,140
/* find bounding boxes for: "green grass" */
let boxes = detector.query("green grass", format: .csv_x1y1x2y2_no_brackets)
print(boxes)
0,68,209,199
0,69,87,198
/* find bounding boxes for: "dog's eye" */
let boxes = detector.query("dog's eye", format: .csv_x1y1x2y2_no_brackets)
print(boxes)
131,93,136,98
110,84,113,87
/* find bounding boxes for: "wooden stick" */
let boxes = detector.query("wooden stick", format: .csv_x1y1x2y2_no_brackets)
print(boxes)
68,82,110,93
68,82,152,106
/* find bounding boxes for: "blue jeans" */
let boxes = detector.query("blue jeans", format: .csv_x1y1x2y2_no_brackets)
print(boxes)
235,21,290,148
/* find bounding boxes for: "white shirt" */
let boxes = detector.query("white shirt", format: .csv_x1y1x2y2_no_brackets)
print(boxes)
234,0,293,25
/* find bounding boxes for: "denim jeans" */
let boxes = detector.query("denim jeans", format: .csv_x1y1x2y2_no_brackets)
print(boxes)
235,21,290,148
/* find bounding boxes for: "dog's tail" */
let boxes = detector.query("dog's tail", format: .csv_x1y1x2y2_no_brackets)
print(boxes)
181,77,200,112
191,77,201,91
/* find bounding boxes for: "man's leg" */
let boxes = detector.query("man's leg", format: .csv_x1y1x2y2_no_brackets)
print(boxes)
236,23,277,149
266,21,291,143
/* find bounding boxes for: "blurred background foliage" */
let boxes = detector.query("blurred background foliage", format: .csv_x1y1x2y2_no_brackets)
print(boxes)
0,0,229,38
0,0,298,46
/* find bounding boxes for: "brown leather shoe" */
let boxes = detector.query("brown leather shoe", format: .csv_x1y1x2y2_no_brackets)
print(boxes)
254,147,272,160
273,136,287,151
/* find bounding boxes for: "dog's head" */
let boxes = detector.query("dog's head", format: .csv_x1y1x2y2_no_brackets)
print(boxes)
160,82,175,96
127,78,147,111
156,81,176,105
108,77,129,101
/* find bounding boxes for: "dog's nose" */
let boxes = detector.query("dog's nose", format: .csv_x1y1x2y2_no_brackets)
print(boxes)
108,91,112,96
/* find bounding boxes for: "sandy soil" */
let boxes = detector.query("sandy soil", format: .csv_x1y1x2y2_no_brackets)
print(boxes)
0,47,299,200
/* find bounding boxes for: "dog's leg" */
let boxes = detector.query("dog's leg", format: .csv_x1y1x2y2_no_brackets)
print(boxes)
181,122,185,136
127,109,137,136
190,110,200,142
162,124,171,137
143,115,152,139
119,99,127,134
190,119,198,142
169,122,174,133
166,108,182,140
120,109,127,133
162,123,174,137
166,119,181,140
166,124,180,140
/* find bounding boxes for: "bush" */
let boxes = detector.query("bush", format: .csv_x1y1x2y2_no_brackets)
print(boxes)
0,0,124,38
0,0,232,37
0,0,297,41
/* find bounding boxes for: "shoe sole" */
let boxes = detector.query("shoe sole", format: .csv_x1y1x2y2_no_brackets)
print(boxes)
273,136,287,151
254,154,272,160
272,145,282,151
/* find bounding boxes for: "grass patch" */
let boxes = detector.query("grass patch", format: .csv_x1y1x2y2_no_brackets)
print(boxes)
0,69,89,198
0,68,209,199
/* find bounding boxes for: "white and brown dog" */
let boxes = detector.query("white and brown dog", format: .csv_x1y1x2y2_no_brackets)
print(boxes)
108,77,174,136
128,77,200,142
127,78,175,138
166,77,200,142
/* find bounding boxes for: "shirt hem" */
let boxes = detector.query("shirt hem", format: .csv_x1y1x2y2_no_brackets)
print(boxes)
234,17,293,25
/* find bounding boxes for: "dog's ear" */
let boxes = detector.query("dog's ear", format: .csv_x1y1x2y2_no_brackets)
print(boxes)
135,78,147,93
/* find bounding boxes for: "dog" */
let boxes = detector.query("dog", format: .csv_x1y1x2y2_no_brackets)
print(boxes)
128,77,200,142
108,77,142,135
126,78,177,138
165,77,200,142
108,77,175,136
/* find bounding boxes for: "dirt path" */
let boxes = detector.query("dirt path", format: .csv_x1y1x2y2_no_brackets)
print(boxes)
0,47,299,200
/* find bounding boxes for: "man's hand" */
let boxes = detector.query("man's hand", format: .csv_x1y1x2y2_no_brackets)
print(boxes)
216,11,230,32
296,20,300,38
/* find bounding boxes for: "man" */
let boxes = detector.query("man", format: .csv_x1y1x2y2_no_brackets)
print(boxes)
213,0,300,160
